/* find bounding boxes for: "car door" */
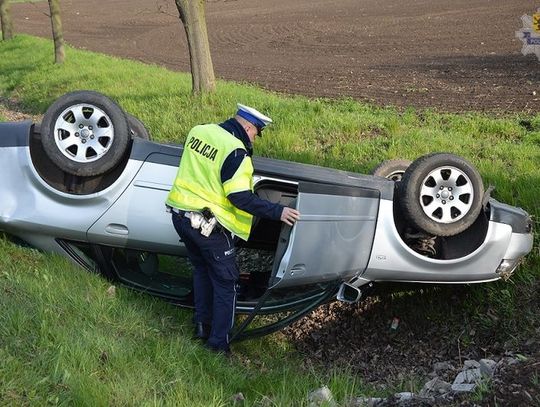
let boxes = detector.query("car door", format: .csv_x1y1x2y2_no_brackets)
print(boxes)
86,151,183,255
270,182,380,288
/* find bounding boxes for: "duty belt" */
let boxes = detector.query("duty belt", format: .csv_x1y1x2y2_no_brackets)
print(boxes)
170,207,188,217
170,207,223,235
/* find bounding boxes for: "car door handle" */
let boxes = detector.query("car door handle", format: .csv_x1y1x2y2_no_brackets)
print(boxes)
105,224,129,235
290,264,306,276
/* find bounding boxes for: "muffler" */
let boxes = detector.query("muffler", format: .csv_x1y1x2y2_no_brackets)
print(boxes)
337,281,373,303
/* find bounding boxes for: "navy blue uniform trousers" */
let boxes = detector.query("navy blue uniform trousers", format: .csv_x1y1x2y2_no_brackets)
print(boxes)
172,212,238,351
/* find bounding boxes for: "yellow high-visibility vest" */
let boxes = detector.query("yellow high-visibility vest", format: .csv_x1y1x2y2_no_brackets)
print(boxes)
166,124,254,241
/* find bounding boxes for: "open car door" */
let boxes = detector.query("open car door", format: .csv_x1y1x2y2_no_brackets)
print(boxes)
270,182,380,289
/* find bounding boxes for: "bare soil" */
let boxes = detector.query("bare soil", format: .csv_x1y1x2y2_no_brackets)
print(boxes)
286,282,540,404
0,97,42,122
11,0,540,113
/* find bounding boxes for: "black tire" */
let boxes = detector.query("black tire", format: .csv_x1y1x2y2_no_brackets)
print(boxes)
126,113,151,140
41,90,130,177
398,153,484,237
370,159,412,181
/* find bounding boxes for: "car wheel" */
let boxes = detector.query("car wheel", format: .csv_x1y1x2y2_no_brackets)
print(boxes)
41,91,130,177
127,113,151,140
370,159,412,181
399,153,484,236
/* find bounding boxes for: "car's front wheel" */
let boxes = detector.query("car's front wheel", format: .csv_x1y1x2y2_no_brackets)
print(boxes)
399,153,484,236
41,91,130,177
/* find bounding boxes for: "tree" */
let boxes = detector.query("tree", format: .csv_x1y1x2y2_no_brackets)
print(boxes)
47,0,65,63
174,0,216,94
0,0,13,41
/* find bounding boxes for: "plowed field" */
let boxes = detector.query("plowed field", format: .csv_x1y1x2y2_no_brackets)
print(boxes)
11,0,540,112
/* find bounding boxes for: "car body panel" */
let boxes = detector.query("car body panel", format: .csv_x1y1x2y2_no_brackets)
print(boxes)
363,199,532,284
0,144,144,238
87,157,183,255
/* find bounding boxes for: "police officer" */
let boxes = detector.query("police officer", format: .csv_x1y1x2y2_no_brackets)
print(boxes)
166,104,300,354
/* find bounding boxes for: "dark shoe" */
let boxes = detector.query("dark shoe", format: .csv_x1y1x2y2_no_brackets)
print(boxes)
204,343,232,357
193,322,211,340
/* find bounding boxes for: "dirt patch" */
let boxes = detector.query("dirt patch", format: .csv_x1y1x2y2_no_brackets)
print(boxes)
284,282,540,403
0,97,42,122
480,355,540,406
286,287,472,385
10,0,540,113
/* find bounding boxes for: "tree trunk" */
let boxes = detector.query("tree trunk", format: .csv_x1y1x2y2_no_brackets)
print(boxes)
48,0,65,64
175,0,216,94
0,0,13,41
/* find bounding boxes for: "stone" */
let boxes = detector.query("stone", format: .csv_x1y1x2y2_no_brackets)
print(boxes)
453,368,482,385
231,393,245,404
463,360,480,369
394,392,414,402
308,386,336,407
352,397,383,407
451,383,476,393
106,285,116,297
479,359,497,377
419,377,452,397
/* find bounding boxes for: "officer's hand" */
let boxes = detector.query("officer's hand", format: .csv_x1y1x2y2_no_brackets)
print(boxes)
280,207,300,226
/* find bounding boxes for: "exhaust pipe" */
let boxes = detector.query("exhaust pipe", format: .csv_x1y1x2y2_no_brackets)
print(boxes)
337,281,373,303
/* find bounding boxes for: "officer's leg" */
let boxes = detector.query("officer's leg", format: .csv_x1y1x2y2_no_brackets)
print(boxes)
172,213,213,326
185,238,214,328
207,267,238,351
204,231,238,352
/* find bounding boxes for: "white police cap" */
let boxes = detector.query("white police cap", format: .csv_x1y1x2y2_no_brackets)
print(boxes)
236,103,273,130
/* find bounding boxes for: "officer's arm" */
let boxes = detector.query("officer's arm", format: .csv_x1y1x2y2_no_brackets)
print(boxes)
221,151,284,220
228,191,283,220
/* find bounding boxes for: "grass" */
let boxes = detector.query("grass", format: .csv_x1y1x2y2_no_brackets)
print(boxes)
0,34,539,404
0,237,366,406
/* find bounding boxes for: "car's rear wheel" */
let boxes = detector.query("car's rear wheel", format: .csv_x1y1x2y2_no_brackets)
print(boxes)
41,91,130,177
127,113,151,140
399,153,484,236
370,159,412,181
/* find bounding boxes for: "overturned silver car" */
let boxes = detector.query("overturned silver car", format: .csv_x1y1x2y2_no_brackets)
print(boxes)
0,91,533,339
